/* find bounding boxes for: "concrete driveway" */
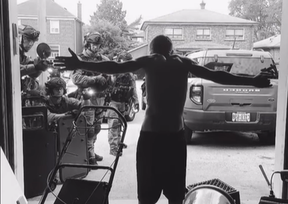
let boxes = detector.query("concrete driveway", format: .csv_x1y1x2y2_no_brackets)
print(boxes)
27,81,275,204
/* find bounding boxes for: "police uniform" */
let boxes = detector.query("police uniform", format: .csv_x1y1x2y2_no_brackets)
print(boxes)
71,48,110,163
19,24,47,99
108,73,139,156
46,96,82,124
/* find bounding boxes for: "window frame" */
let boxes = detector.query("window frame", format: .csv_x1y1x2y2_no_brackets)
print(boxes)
225,28,244,40
50,20,60,34
196,28,211,40
48,45,60,59
164,28,183,40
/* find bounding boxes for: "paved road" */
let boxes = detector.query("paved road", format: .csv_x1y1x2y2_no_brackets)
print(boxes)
92,81,275,204
28,80,275,204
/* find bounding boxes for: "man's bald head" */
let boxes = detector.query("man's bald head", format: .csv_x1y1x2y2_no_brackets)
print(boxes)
149,35,173,56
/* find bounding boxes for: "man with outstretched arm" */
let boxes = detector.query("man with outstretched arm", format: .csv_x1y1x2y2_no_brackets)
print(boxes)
54,35,271,204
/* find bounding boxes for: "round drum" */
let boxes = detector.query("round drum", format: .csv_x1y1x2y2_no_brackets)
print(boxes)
184,184,235,204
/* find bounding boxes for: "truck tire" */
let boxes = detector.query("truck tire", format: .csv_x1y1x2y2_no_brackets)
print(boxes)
184,123,193,144
142,101,146,110
141,96,146,110
257,131,275,145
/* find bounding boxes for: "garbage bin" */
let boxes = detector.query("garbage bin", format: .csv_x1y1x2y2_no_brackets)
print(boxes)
22,106,57,198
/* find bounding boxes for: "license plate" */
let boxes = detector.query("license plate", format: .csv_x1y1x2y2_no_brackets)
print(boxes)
232,112,250,122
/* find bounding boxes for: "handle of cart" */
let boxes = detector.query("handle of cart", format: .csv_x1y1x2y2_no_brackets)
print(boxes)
39,105,127,204
257,165,288,204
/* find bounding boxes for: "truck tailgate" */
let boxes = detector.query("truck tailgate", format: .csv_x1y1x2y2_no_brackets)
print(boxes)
202,79,278,113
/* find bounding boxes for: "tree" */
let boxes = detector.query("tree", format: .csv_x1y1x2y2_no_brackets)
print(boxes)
228,0,282,41
87,18,129,59
90,0,127,31
87,0,145,58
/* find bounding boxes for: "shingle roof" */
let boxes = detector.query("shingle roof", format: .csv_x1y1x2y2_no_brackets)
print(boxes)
141,9,257,30
18,0,76,19
253,35,281,48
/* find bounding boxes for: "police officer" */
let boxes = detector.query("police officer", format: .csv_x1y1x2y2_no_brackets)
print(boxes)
71,31,110,164
45,77,90,124
45,77,93,183
117,53,139,111
19,24,48,94
71,31,110,96
107,52,139,156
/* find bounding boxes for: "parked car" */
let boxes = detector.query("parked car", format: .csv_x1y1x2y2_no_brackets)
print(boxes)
184,49,278,144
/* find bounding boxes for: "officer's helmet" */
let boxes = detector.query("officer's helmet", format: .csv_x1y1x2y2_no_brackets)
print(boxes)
18,25,40,41
46,77,66,89
118,52,132,62
84,32,102,45
45,77,67,95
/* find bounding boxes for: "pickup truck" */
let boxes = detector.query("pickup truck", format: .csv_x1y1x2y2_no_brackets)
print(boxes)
183,49,278,144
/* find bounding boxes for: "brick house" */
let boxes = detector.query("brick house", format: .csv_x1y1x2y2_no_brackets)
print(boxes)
17,0,83,59
139,2,257,55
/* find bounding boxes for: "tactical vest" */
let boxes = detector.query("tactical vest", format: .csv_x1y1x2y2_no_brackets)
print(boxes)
110,73,134,102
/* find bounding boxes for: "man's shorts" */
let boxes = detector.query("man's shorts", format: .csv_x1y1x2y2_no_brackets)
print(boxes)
136,129,187,203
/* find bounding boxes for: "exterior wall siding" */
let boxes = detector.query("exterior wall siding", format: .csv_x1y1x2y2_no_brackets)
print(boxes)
19,18,76,58
144,24,255,50
75,20,83,54
50,20,75,57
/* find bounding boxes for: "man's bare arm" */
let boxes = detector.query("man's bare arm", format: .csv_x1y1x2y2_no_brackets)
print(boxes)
54,48,166,74
181,57,271,87
191,63,255,85
76,60,143,74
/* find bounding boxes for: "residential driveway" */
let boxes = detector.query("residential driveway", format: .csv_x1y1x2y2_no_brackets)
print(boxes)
28,80,275,204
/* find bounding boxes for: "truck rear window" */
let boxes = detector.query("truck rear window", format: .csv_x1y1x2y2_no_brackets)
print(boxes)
203,57,274,76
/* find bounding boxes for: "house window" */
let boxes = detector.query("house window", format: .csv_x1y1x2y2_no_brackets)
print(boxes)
49,45,60,59
50,20,59,34
196,28,211,40
225,29,244,40
164,28,183,39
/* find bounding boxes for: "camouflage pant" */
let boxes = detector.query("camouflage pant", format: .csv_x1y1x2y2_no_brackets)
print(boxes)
87,123,101,159
87,96,106,158
107,101,125,151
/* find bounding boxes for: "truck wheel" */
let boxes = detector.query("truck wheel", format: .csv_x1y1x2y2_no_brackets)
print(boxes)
257,131,275,145
125,104,136,122
142,101,146,110
141,97,146,110
184,123,193,144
